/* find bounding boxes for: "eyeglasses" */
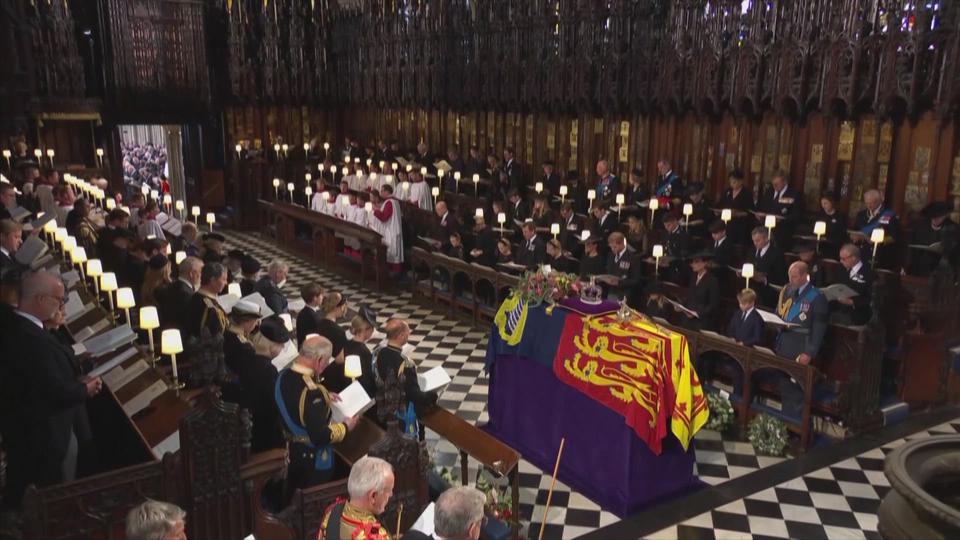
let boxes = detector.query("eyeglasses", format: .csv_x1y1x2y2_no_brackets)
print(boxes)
42,294,67,306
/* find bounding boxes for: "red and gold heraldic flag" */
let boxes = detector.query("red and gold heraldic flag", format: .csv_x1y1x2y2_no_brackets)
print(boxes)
553,313,709,455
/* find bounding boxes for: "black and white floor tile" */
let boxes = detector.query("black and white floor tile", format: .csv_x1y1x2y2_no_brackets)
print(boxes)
226,230,960,540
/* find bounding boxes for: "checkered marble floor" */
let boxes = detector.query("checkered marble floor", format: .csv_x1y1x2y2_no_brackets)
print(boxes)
646,420,960,540
224,230,960,540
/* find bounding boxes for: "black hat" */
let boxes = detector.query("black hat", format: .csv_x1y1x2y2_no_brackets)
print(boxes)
227,249,245,261
258,315,291,344
241,255,261,275
202,232,226,243
794,241,817,254
148,254,170,270
359,305,378,328
922,201,950,219
687,251,714,262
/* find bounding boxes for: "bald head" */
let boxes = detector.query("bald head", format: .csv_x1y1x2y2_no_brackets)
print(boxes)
298,335,333,373
384,318,410,344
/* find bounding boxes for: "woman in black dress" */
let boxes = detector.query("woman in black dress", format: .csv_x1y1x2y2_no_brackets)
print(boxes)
315,292,350,392
716,169,755,246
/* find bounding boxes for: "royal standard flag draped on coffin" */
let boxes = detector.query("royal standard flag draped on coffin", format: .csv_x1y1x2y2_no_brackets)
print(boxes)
553,312,709,454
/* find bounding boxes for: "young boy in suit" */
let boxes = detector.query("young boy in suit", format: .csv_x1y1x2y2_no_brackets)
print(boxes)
726,288,764,346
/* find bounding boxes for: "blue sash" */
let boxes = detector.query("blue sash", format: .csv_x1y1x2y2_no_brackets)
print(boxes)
786,286,819,323
860,209,895,236
399,402,418,438
274,370,333,471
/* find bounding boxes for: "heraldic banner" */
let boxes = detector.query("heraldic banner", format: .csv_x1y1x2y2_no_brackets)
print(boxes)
489,297,708,455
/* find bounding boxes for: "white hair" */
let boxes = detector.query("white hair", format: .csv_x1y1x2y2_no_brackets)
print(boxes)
300,335,332,361
267,259,289,276
347,456,393,500
434,486,486,538
125,500,185,540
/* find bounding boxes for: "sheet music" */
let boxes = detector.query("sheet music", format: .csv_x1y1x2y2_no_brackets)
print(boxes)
88,346,138,378
418,365,452,393
73,325,96,342
331,380,375,422
271,340,298,371
82,324,136,357
756,309,798,328
152,430,181,459
122,379,168,416
287,298,306,313
87,317,112,336
410,502,436,536
102,358,150,390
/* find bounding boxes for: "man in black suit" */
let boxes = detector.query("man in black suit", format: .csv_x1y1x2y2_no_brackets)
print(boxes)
96,209,130,269
468,216,497,267
435,201,460,243
255,259,289,314
295,283,324,347
503,147,522,192
599,232,644,307
757,171,803,250
0,218,24,271
507,189,529,228
163,256,203,330
708,220,734,268
662,212,690,282
681,252,719,331
590,203,619,256
558,202,586,254
0,183,17,220
727,288,764,346
833,243,873,326
1,270,102,508
747,226,787,308
541,160,561,198
515,222,546,269
404,485,487,540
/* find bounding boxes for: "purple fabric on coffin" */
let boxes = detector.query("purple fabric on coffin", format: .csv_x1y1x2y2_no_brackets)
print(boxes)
557,296,620,315
484,354,703,517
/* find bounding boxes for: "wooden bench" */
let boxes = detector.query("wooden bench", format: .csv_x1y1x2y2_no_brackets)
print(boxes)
421,407,521,538
259,199,388,290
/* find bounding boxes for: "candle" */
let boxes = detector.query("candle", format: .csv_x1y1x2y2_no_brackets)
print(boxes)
682,203,693,229
813,221,826,236
175,251,187,264
550,223,560,238
100,272,118,311
116,287,135,324
345,355,362,380
206,212,215,232
227,282,242,298
652,244,664,278
870,227,885,259
2,149,10,168
472,174,480,196
161,329,184,386
535,182,543,193
741,262,754,289
235,144,242,157
191,206,201,222
764,215,777,230
106,199,116,210
87,259,103,299
96,147,104,167
273,143,281,155
150,189,159,202
431,186,439,205
475,208,484,218
303,142,310,153
721,208,732,222
46,149,54,167
281,143,289,155
140,306,160,363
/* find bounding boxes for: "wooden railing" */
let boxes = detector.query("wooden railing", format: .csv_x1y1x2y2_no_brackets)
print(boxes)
258,199,388,290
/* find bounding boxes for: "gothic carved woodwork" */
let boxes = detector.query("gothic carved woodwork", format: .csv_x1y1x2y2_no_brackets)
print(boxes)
179,387,253,540
217,1,959,122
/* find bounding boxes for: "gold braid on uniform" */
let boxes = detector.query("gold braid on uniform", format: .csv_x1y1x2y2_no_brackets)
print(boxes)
776,286,792,319
298,373,348,444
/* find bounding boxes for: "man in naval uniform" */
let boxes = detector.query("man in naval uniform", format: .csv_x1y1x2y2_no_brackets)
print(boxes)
774,261,828,419
276,335,359,496
373,318,438,438
318,456,394,540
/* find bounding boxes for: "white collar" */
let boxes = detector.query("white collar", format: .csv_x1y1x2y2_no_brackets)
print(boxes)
758,244,769,257
849,260,863,277
0,246,9,257
15,310,44,329
715,236,725,246
743,307,755,318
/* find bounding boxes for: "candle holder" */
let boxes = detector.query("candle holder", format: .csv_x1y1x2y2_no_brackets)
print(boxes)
161,329,185,393
140,306,160,367
741,263,754,290
649,197,659,225
813,221,826,253
617,194,625,219
559,185,568,204
100,272,118,312
497,212,506,236
682,203,693,230
652,244,664,280
86,259,103,302
551,223,560,240
472,174,480,196
587,189,596,211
